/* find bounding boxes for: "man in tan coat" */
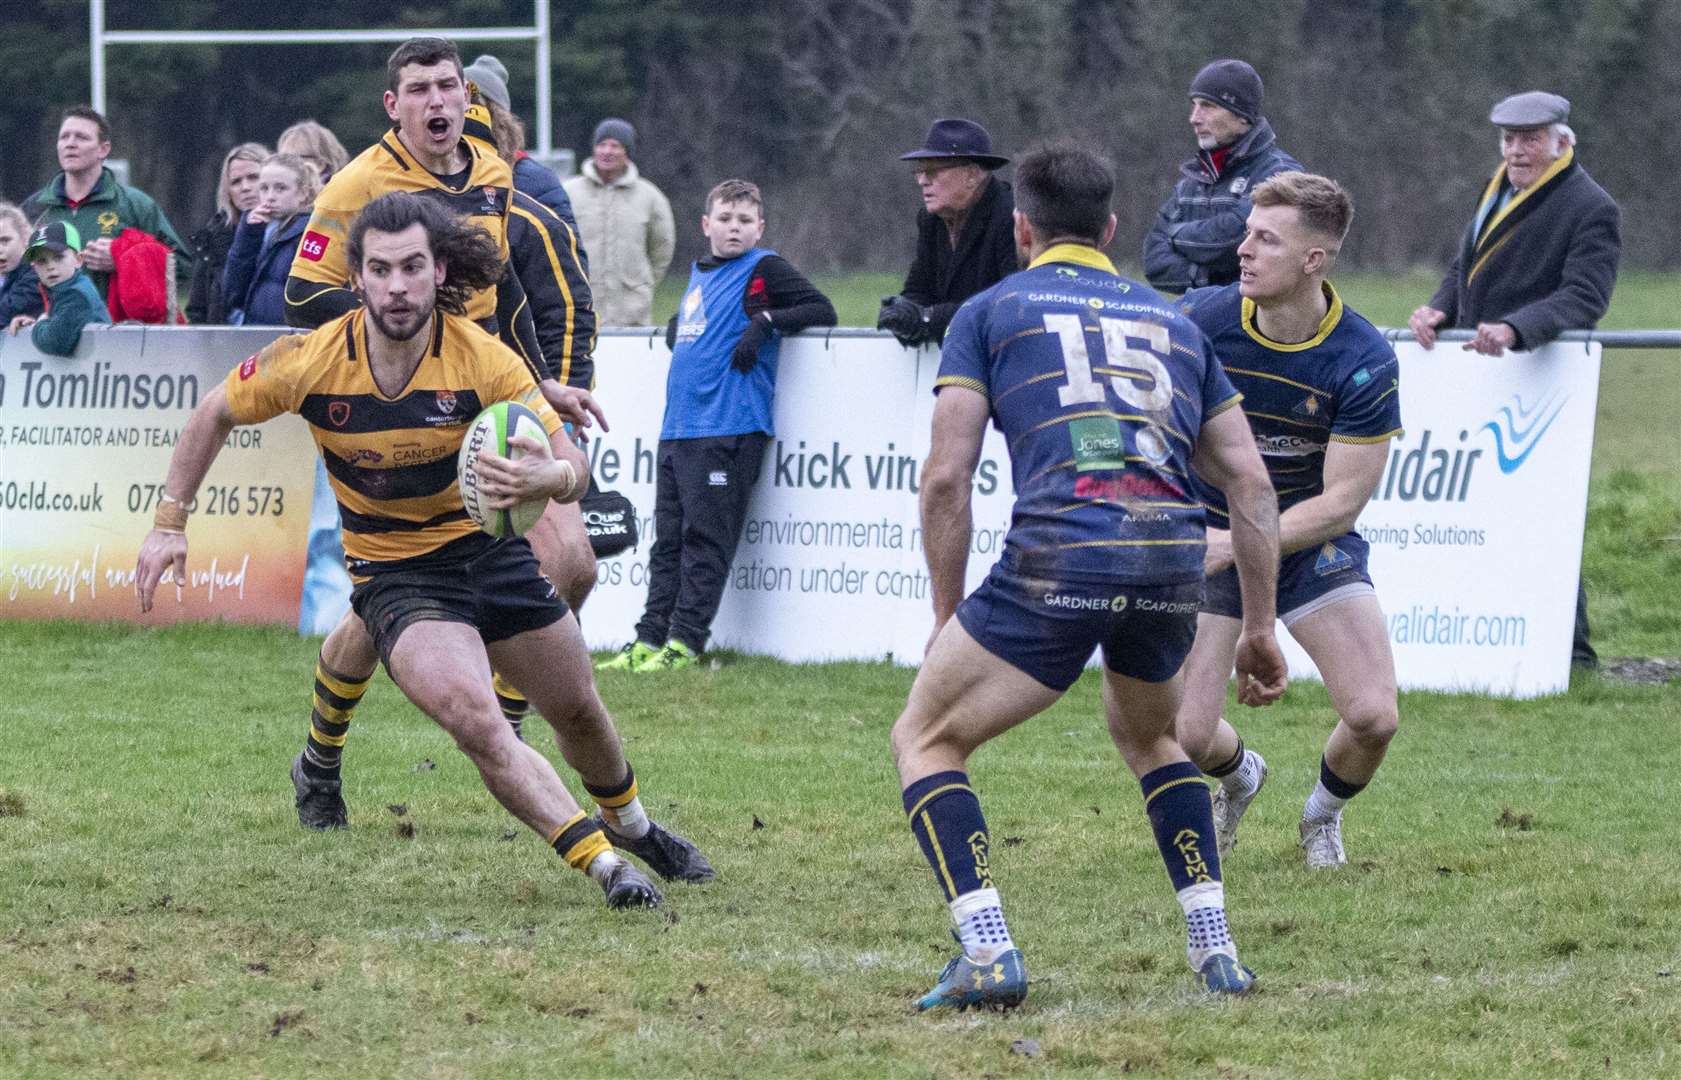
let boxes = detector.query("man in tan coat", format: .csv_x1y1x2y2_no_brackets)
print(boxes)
565,118,675,326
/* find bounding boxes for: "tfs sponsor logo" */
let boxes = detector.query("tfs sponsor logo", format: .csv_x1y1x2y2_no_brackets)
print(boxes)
299,231,329,261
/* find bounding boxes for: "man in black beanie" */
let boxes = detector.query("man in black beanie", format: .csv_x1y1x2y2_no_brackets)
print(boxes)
1143,59,1301,293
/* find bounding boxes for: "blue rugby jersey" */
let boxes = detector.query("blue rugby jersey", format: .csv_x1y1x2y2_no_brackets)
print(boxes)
936,244,1242,585
1180,283,1402,523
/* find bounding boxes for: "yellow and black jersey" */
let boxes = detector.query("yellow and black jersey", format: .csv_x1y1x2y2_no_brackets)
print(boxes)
503,189,597,387
224,310,561,575
285,131,514,327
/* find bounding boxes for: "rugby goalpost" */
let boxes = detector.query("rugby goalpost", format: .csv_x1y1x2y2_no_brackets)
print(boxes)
88,1,559,159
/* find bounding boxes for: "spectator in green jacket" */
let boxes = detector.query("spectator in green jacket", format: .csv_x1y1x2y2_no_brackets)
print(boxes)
6,221,111,356
21,106,187,301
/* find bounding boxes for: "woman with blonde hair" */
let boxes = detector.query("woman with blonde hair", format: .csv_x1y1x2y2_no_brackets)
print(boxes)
223,152,321,325
186,141,268,323
276,119,349,185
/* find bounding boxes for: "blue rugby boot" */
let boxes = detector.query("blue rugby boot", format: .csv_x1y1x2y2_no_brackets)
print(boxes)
1197,953,1256,994
916,948,1027,1011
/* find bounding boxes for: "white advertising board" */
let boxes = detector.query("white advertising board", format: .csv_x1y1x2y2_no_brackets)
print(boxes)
582,333,1598,698
0,326,1597,698
1302,341,1601,697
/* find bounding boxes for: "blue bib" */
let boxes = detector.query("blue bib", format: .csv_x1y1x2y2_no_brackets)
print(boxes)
662,248,779,440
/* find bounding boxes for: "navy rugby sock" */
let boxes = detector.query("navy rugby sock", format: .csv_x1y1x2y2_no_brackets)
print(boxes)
902,771,994,901
1140,761,1223,893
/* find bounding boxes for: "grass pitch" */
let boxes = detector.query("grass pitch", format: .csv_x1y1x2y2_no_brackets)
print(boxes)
2,621,1677,1079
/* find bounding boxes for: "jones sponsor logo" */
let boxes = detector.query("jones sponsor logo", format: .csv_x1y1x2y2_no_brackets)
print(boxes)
1070,416,1126,472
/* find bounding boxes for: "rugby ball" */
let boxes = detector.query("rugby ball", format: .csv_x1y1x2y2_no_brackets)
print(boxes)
457,401,552,538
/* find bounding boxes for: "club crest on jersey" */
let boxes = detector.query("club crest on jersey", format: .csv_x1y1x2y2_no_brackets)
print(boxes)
675,285,707,345
1293,394,1323,419
1135,425,1171,466
328,401,352,427
435,390,458,415
1314,542,1353,575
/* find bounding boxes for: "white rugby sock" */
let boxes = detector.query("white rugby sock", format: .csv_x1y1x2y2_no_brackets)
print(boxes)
601,796,651,840
585,849,627,884
950,888,1015,964
1177,880,1237,970
1302,781,1349,824
1220,749,1264,796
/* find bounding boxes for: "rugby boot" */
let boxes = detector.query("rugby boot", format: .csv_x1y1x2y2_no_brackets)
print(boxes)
1211,751,1268,859
1300,815,1348,869
916,948,1028,1011
636,640,698,672
1197,953,1256,994
597,640,658,672
599,859,663,909
595,817,716,883
290,752,348,830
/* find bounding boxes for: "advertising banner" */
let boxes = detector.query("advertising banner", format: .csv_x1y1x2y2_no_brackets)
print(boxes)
0,326,317,624
1,326,1597,697
1311,341,1601,697
581,334,1598,698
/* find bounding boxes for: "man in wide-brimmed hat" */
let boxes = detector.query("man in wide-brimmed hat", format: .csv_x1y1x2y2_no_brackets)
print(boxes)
877,118,1016,348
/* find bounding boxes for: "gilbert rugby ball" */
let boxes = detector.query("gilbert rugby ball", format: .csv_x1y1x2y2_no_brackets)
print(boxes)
457,400,552,538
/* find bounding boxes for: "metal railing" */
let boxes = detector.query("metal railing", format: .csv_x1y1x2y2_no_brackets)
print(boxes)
597,327,1681,348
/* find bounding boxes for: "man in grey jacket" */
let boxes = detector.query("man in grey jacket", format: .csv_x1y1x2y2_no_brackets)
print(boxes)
1143,60,1301,293
1409,90,1620,670
564,119,675,326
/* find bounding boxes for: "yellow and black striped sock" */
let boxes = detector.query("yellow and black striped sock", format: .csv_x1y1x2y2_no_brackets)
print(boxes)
492,671,529,740
301,655,370,782
548,810,613,876
585,765,650,839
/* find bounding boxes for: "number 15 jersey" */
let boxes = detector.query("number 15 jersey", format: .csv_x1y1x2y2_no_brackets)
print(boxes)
935,244,1241,586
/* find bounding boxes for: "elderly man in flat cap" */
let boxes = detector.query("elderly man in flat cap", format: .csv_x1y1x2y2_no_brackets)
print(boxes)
1410,90,1620,671
1143,59,1301,293
876,118,1017,347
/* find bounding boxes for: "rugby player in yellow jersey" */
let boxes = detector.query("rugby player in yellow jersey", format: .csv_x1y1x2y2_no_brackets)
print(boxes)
277,38,617,844
136,193,713,907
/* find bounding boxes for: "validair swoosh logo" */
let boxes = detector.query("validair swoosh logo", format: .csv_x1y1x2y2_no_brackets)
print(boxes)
1480,390,1569,474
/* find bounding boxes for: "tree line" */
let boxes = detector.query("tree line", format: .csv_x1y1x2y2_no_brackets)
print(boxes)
2,0,1675,279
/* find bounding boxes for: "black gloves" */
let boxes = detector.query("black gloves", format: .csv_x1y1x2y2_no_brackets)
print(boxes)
876,294,930,347
732,313,773,374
